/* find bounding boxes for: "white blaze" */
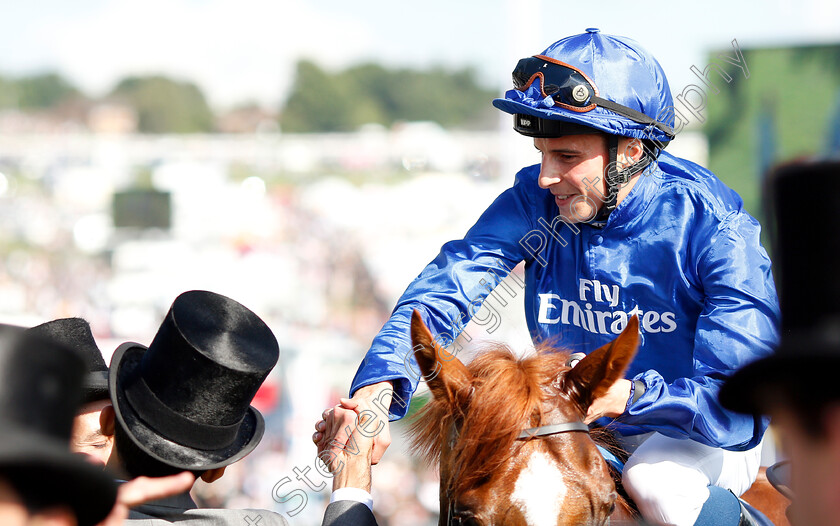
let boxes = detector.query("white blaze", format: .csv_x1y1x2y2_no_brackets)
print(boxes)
510,450,567,525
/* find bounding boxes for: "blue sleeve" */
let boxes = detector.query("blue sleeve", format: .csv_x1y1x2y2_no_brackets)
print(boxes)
349,168,539,419
621,212,780,450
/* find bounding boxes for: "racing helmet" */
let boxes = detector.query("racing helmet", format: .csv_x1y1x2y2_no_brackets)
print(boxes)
493,29,676,218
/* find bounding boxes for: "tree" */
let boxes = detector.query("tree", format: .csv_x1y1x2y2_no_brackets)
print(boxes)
279,60,497,132
15,73,80,109
280,61,358,132
0,74,16,109
109,75,214,133
0,72,80,110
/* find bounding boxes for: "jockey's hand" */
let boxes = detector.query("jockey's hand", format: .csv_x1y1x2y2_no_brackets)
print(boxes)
313,381,392,465
585,379,632,424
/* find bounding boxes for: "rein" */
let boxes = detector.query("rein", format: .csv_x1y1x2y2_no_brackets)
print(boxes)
444,418,590,525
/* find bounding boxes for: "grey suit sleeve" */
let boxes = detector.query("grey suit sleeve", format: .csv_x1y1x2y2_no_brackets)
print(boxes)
126,508,290,525
242,509,290,526
322,500,378,526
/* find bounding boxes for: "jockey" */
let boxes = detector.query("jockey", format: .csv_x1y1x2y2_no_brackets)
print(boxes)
320,29,779,526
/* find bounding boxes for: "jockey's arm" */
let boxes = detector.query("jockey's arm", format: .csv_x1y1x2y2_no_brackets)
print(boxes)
347,168,540,421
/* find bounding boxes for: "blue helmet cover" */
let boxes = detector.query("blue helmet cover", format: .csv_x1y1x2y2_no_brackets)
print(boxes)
493,29,675,142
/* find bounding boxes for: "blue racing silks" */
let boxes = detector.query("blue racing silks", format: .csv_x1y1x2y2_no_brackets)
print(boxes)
350,152,779,452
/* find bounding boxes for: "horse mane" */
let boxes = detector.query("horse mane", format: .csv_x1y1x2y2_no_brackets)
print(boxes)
407,343,573,495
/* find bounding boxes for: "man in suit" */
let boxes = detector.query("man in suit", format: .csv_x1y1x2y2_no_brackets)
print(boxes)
27,317,114,466
0,323,118,526
720,160,840,526
0,320,196,526
99,289,378,525
96,290,288,525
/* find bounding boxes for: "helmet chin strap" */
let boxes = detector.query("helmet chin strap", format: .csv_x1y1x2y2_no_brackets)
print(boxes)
592,135,652,224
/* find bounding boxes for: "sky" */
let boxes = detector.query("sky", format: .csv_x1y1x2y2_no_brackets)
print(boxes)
1,0,838,110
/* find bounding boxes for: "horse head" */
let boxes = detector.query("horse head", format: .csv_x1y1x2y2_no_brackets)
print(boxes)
408,310,639,526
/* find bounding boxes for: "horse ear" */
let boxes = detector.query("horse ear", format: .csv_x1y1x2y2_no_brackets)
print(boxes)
410,310,472,406
563,315,640,412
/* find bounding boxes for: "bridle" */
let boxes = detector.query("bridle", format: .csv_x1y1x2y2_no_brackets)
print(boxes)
444,419,590,525
516,421,590,439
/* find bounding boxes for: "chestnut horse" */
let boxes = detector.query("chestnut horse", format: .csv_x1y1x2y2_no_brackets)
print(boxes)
406,310,790,525
408,310,640,525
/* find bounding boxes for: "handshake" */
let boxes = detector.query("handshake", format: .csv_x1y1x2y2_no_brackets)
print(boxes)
312,381,395,493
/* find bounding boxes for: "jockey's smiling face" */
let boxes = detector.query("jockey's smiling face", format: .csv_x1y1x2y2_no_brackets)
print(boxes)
536,134,644,224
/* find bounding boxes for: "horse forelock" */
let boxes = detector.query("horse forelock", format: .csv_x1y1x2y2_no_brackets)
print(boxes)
407,343,573,495
408,339,638,521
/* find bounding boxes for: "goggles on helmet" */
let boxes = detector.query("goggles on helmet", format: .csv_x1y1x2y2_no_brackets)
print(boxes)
512,55,675,139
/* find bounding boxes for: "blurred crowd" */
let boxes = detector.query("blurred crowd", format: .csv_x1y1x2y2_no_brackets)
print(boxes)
0,128,526,526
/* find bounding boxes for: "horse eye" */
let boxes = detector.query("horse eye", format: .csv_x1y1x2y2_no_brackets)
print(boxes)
453,513,482,526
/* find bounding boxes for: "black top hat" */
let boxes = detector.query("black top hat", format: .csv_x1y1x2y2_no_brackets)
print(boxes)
27,318,109,404
0,324,117,526
721,160,840,414
109,290,280,471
